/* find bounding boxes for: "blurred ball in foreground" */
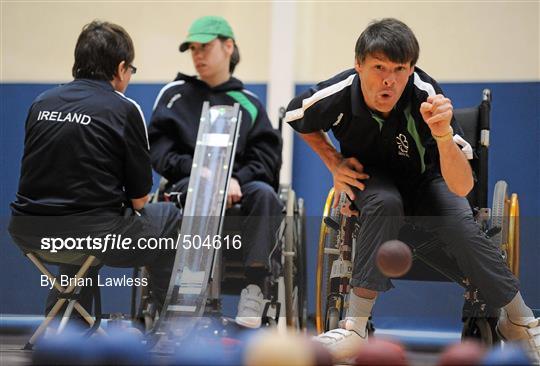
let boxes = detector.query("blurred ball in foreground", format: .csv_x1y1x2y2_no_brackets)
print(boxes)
244,329,314,366
437,340,485,366
354,338,408,366
307,338,334,366
376,240,412,277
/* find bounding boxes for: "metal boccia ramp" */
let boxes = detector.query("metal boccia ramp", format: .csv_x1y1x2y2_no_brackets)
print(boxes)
151,103,242,353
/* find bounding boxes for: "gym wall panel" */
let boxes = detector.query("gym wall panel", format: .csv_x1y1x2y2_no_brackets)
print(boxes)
1,2,271,83
294,2,539,82
3,2,538,84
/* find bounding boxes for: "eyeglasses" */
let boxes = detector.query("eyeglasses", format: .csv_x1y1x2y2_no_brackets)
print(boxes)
128,64,137,74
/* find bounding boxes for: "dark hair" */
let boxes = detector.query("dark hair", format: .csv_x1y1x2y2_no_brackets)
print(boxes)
72,20,135,80
355,18,419,66
218,36,240,74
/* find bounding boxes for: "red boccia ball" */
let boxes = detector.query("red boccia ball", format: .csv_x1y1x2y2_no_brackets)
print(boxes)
376,240,413,278
438,340,486,366
354,338,408,366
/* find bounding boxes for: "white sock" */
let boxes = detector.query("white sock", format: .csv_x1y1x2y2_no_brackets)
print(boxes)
503,291,535,325
343,291,376,336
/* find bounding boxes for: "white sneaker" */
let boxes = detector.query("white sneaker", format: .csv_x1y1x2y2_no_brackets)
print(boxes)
235,284,264,328
497,310,540,364
314,318,368,363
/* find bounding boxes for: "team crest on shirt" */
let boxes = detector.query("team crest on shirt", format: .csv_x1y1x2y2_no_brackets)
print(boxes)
396,133,409,158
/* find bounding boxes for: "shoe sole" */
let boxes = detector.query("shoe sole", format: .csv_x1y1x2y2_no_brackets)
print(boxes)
235,317,261,329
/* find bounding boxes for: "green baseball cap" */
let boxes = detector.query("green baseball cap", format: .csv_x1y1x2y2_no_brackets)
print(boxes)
179,16,235,52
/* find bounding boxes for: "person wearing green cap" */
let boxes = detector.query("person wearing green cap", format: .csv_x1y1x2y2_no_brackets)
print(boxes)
178,15,235,52
148,16,283,329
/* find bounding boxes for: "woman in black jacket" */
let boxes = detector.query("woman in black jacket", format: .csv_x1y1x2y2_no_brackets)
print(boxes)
148,16,283,329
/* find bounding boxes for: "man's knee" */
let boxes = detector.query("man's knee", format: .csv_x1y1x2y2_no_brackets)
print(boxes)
242,181,282,210
357,190,404,217
243,181,276,198
429,211,480,248
142,202,182,238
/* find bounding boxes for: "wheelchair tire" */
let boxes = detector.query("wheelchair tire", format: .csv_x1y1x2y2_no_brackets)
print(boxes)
316,188,341,334
295,197,308,330
491,181,520,276
491,181,508,252
325,306,340,332
507,193,520,277
283,187,295,328
283,186,308,330
462,317,499,346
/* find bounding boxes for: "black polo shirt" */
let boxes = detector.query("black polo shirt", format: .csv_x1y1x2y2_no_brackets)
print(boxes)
285,67,465,193
11,78,152,216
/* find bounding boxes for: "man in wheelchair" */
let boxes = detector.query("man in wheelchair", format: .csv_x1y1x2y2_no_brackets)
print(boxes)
285,18,539,363
148,16,283,329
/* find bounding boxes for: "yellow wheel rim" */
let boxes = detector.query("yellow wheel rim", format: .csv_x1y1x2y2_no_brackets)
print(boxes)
316,188,334,334
508,194,520,277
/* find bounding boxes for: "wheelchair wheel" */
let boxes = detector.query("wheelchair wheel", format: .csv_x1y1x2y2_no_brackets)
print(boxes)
325,306,340,332
316,188,343,334
283,186,308,330
491,181,508,250
462,317,499,345
491,181,520,276
295,197,308,329
507,193,520,277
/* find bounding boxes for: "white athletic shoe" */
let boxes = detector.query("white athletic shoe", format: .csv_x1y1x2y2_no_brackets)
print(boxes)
497,310,540,364
235,284,264,328
314,319,368,364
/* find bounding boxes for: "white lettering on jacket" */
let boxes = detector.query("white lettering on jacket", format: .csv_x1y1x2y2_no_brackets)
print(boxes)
37,110,92,125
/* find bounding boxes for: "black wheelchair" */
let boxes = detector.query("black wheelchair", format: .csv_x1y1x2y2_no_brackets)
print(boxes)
315,89,520,344
132,108,308,333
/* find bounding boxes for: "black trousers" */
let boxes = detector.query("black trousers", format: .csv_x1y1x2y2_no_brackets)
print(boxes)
171,178,284,268
350,172,519,308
